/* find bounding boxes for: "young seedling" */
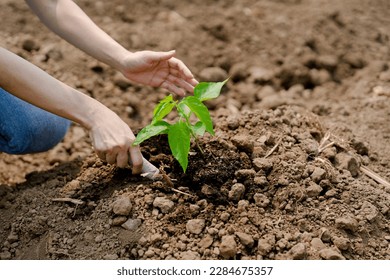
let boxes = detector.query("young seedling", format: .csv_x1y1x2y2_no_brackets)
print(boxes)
133,79,228,172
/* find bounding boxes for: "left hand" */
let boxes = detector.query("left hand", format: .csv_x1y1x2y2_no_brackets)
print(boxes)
119,50,198,96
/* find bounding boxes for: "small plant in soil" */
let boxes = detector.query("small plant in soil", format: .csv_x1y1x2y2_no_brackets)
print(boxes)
134,79,228,172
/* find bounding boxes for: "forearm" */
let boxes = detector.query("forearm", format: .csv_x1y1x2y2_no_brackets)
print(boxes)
0,47,103,130
25,0,129,71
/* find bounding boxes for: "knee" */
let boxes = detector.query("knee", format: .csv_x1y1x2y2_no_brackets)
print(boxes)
0,117,71,154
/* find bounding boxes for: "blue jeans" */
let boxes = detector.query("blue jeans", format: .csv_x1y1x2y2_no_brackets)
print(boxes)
0,87,70,154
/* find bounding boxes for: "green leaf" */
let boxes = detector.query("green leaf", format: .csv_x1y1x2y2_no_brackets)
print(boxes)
191,121,206,136
133,121,170,145
177,102,191,119
194,78,228,101
181,96,214,135
152,95,175,123
168,121,191,172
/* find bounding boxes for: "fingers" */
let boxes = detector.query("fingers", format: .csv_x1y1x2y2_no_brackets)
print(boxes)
161,80,186,97
168,57,199,85
94,144,143,173
166,73,195,93
129,145,143,174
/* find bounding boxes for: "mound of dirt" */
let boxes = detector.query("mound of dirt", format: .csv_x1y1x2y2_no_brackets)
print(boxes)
1,0,389,260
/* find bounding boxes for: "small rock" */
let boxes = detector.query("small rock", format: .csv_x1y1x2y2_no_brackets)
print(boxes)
112,216,128,226
199,67,228,82
252,158,273,173
359,201,379,222
332,236,350,251
121,218,142,231
288,243,306,260
236,232,254,248
306,182,323,197
153,197,175,214
257,234,276,256
334,153,360,177
319,248,345,260
199,235,214,249
180,251,201,260
186,219,206,235
335,216,359,232
219,235,237,259
253,193,270,208
319,228,332,243
310,167,326,183
310,238,326,251
231,135,254,154
103,254,118,260
228,183,246,202
112,196,132,216
253,176,269,187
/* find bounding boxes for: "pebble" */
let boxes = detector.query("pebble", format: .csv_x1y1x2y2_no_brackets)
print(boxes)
252,158,273,173
319,248,345,260
199,235,214,249
153,197,174,214
310,167,326,183
306,182,323,197
180,251,201,260
332,236,350,251
186,219,206,235
231,135,254,154
310,238,326,250
334,153,360,177
359,201,379,222
335,216,358,232
318,228,331,243
236,232,254,248
219,235,237,259
288,243,306,260
112,196,132,216
121,218,142,231
112,216,128,226
257,234,276,256
228,183,246,202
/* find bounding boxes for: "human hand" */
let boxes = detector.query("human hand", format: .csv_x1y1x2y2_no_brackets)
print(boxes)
88,106,144,174
119,50,198,96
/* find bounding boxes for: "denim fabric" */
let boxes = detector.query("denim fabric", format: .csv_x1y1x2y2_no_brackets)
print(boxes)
0,87,70,154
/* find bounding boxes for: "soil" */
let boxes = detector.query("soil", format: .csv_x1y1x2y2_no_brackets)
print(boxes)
1,0,390,260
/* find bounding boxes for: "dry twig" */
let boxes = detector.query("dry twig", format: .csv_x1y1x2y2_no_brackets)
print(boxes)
51,197,85,205
360,166,390,188
265,137,283,158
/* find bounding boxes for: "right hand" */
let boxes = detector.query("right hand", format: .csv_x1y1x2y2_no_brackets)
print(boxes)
88,106,143,174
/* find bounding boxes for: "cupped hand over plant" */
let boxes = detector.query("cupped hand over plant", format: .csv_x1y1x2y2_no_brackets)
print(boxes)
119,50,198,96
88,105,143,174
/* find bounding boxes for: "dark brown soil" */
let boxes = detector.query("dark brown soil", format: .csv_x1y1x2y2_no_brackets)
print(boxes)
1,0,390,260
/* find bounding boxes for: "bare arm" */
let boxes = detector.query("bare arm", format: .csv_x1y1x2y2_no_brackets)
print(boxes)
25,0,198,96
0,47,143,173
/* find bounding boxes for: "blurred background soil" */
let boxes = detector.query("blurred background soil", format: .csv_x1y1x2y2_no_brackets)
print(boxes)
0,0,389,260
